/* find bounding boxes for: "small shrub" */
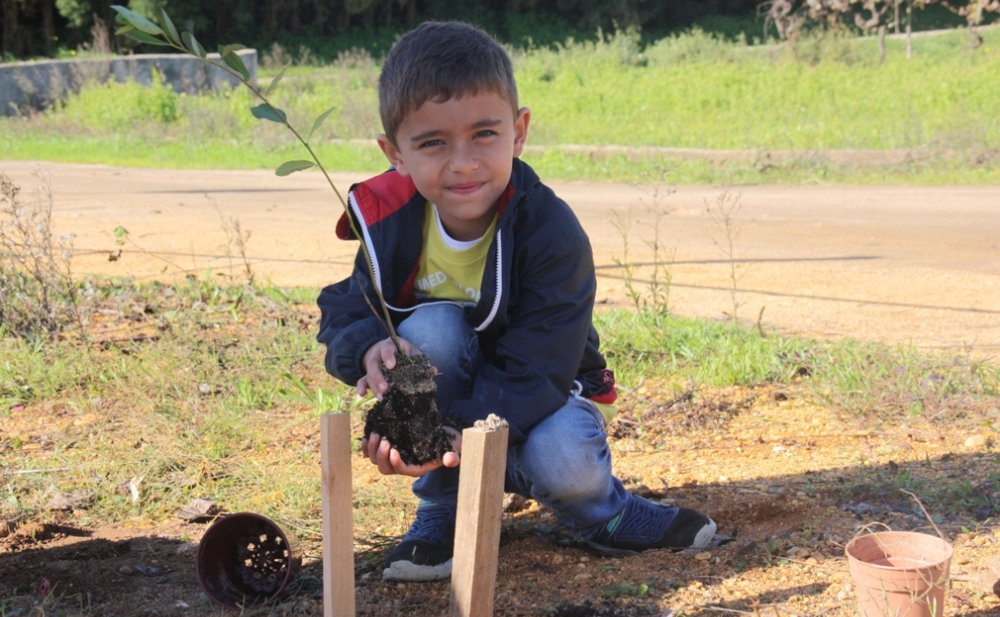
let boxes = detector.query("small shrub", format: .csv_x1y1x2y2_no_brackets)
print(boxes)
57,69,180,130
333,46,376,70
261,42,293,70
0,171,84,343
644,27,740,65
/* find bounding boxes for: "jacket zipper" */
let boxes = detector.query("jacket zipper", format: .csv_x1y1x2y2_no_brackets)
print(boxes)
475,229,503,332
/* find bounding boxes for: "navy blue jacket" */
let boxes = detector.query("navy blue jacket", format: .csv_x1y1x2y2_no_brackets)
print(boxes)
316,159,614,444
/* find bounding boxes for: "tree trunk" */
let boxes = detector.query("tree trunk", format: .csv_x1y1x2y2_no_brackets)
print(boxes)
338,1,349,31
894,0,901,34
42,0,55,53
264,0,279,36
290,0,301,33
878,24,887,63
906,0,913,60
2,0,18,57
311,0,327,34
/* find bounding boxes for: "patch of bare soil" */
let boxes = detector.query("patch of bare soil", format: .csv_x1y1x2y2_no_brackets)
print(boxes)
3,382,999,616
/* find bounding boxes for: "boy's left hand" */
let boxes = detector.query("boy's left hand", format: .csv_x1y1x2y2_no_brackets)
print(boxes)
362,426,462,477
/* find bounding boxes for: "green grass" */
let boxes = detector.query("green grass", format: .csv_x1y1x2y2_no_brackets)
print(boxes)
5,130,1000,185
519,28,1000,150
596,308,1000,416
0,278,365,526
0,129,389,172
3,27,1000,185
2,276,997,529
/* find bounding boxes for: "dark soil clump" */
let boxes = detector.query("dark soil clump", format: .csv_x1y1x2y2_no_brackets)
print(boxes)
363,354,453,465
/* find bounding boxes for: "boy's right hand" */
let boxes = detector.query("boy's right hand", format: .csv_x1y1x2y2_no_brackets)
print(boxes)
357,336,420,400
362,428,461,477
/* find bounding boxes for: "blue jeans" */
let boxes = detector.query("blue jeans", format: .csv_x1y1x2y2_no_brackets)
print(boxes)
397,303,630,540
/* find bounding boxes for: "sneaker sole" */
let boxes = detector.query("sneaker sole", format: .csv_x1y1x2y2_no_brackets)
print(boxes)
383,557,453,582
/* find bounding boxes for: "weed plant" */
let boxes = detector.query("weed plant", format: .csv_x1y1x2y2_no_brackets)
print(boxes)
705,187,747,324
611,170,675,330
0,171,89,344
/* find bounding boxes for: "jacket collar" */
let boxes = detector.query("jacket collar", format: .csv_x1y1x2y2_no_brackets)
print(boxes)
339,161,528,239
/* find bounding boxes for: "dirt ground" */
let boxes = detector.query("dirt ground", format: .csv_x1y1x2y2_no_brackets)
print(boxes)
2,160,1000,616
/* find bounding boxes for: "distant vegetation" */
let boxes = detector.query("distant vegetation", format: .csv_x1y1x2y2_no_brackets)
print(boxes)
3,25,998,185
2,0,990,63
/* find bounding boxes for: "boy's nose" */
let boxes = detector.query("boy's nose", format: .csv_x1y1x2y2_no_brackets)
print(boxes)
449,148,479,173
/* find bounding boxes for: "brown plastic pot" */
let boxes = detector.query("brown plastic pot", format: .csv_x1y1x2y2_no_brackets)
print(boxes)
845,531,953,617
195,512,301,609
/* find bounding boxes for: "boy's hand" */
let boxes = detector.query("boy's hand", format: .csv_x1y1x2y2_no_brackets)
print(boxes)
357,336,420,400
361,427,462,477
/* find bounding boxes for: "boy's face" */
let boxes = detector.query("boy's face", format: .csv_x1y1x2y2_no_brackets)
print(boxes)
377,92,530,242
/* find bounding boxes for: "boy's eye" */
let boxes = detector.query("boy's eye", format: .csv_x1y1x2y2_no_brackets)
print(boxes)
475,130,497,139
419,139,444,149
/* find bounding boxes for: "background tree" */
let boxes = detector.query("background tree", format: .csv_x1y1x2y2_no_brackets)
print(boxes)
938,0,1000,47
757,0,998,58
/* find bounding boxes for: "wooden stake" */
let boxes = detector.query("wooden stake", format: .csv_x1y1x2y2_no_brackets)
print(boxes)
449,419,509,617
321,413,355,617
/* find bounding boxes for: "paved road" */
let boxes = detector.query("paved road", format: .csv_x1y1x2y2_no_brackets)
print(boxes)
3,160,998,353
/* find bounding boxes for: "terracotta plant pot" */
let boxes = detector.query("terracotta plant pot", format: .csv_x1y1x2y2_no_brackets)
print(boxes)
845,531,953,617
195,512,301,609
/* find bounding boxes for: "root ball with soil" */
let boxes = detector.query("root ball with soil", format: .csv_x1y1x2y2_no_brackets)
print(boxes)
363,354,453,465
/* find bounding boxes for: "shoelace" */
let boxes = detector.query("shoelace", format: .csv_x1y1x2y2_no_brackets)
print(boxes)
614,500,673,540
592,497,676,545
405,505,455,543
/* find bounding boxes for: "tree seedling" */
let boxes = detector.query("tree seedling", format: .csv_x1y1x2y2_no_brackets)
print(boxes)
110,5,450,464
109,4,400,349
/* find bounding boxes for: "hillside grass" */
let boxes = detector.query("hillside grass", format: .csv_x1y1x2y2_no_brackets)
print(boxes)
2,27,999,184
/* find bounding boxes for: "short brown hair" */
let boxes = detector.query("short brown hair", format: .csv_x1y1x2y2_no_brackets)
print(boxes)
379,21,518,145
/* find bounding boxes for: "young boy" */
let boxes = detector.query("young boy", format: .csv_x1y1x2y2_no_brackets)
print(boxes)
317,21,717,582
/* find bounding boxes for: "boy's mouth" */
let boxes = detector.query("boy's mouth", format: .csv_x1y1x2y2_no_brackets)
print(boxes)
447,182,485,195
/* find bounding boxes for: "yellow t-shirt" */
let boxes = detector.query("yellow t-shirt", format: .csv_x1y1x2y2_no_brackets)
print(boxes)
414,201,497,304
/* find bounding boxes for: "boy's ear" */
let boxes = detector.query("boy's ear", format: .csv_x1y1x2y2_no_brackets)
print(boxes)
512,107,531,159
376,134,409,177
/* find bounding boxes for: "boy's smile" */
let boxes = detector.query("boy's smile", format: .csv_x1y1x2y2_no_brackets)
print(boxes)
378,92,530,241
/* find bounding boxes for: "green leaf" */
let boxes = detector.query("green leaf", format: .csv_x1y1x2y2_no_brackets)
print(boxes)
275,160,315,176
181,31,206,58
264,65,288,97
113,225,129,245
114,24,135,36
124,30,171,46
222,50,250,81
308,106,337,142
251,104,287,123
110,5,164,36
219,44,245,56
158,9,181,46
